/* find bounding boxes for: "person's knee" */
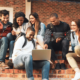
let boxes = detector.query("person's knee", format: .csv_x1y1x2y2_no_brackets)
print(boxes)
10,41,14,45
28,55,33,61
1,37,8,43
66,53,72,59
75,45,80,56
14,62,23,69
25,55,33,62
7,33,12,38
62,39,69,45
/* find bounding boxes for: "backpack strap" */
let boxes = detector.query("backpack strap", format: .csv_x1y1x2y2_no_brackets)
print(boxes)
22,36,35,48
32,39,35,48
22,36,27,48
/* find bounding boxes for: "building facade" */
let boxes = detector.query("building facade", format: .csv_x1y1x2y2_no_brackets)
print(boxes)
0,0,80,25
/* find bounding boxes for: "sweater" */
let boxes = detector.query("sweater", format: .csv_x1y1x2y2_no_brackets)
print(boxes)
13,23,29,36
12,36,35,62
44,21,70,44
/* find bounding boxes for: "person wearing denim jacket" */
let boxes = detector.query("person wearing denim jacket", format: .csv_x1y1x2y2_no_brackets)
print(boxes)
29,12,50,80
66,20,80,80
70,30,79,52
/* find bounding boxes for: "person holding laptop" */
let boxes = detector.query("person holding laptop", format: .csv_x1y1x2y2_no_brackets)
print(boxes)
44,13,70,69
12,27,50,80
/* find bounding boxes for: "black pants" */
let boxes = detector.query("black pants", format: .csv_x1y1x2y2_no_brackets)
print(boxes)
48,39,69,61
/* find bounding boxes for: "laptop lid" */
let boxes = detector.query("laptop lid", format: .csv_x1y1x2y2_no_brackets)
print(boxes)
32,49,51,61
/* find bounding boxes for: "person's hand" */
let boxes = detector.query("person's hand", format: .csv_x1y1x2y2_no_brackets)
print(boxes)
36,40,38,44
16,31,21,35
56,38,62,43
43,44,48,49
11,30,16,35
48,60,53,65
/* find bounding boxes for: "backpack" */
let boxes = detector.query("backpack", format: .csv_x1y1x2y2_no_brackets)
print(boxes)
14,32,35,48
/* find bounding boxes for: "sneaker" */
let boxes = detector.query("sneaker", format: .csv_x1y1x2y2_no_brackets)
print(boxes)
55,63,61,69
61,63,66,69
0,62,9,69
72,72,80,80
7,60,13,68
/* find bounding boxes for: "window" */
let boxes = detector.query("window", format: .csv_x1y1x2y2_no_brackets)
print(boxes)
0,7,13,23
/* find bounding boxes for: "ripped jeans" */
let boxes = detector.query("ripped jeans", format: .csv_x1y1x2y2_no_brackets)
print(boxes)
13,54,50,80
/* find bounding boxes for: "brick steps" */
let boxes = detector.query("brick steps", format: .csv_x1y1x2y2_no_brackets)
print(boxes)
0,51,79,80
1,77,80,80
0,68,76,79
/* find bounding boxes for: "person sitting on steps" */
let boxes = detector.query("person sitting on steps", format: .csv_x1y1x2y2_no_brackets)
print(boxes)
12,27,50,80
66,19,80,80
0,10,12,69
44,13,70,69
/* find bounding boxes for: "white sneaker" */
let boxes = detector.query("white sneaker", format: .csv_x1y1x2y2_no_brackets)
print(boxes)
72,72,80,80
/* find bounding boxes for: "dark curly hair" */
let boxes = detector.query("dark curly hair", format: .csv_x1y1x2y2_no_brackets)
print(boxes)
13,12,28,29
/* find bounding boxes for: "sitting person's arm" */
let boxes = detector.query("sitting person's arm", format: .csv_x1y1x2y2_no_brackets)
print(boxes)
12,27,21,36
36,35,48,49
12,36,25,57
39,23,46,36
36,35,44,49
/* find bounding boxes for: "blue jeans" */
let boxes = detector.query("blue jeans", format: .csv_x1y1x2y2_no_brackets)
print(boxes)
33,60,50,80
71,44,75,52
13,54,50,80
7,33,16,59
9,41,15,59
0,37,8,62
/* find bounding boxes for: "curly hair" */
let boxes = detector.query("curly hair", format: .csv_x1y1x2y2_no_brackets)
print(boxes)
13,11,28,29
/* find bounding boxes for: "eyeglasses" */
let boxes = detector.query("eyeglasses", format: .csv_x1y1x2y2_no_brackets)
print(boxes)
71,25,76,26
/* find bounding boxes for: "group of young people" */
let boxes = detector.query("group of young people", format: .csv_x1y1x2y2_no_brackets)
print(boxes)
0,9,80,80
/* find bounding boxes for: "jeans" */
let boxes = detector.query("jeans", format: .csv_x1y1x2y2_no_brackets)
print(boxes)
7,33,16,59
48,39,69,61
33,60,50,80
13,54,50,80
9,41,15,59
71,44,75,52
0,37,8,62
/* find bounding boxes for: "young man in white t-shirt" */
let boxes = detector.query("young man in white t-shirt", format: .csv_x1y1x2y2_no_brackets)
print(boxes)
12,27,50,80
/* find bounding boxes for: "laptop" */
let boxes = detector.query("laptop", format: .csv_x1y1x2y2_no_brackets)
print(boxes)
32,49,51,60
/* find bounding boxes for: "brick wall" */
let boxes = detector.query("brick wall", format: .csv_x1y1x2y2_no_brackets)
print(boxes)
0,0,25,17
0,0,80,26
31,0,80,26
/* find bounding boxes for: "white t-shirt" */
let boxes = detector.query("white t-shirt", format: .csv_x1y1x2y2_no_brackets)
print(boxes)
12,36,35,62
13,23,29,36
